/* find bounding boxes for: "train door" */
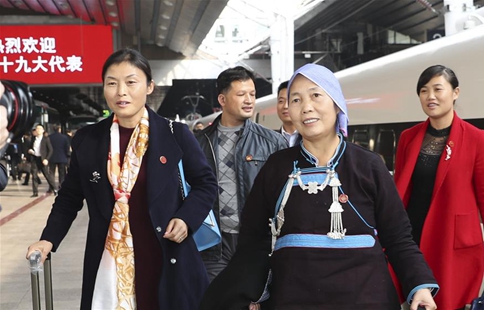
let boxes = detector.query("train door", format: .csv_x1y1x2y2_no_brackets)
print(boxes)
374,129,396,174
351,128,370,149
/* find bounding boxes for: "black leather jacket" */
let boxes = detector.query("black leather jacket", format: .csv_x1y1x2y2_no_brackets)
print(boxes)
195,114,287,260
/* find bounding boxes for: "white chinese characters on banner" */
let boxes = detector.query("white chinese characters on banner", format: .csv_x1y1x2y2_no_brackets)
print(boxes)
0,36,83,74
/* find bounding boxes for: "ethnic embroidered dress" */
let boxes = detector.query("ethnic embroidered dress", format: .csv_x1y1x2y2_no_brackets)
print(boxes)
213,142,438,310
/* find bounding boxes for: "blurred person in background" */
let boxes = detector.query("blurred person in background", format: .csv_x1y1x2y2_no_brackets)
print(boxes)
66,129,74,165
18,131,34,185
28,124,57,197
5,141,20,181
192,121,204,134
26,48,217,310
394,65,484,309
276,80,301,147
48,124,70,189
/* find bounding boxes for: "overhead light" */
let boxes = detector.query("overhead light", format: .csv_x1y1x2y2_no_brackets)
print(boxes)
156,42,163,47
111,21,119,27
163,1,174,6
158,34,166,39
106,0,115,6
58,2,68,10
109,11,117,17
161,14,171,20
159,25,168,30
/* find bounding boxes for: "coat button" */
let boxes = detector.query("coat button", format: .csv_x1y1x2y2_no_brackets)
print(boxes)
156,226,162,232
170,258,177,264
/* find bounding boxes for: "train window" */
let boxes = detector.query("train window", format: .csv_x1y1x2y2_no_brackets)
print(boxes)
66,115,99,131
351,129,370,149
375,129,396,172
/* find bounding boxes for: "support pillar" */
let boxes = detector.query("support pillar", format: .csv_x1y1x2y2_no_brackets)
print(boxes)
270,13,294,94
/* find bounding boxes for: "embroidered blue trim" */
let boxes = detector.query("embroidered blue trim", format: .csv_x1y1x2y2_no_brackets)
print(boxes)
274,234,375,251
292,172,330,186
300,133,345,167
406,284,439,304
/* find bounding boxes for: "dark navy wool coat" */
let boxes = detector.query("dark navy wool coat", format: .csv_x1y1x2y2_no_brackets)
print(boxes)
41,107,217,310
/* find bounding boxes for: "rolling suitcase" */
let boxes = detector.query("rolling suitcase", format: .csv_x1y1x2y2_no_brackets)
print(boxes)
29,251,53,310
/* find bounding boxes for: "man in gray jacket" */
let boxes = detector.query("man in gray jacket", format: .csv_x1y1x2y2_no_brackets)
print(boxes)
195,66,287,281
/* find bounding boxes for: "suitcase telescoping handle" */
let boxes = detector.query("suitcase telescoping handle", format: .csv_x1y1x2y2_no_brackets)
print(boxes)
29,251,53,310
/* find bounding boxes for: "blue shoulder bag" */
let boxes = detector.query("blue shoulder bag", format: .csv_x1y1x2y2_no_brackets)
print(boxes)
170,120,221,251
177,160,221,251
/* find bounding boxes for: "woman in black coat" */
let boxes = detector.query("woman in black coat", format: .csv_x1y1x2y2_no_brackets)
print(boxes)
26,48,217,310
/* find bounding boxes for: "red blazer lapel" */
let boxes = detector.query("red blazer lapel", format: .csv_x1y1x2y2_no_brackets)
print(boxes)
432,113,462,200
398,120,429,205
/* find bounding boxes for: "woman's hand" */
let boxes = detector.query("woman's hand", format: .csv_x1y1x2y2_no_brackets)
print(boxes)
249,302,260,310
26,240,53,264
410,288,437,310
163,218,188,243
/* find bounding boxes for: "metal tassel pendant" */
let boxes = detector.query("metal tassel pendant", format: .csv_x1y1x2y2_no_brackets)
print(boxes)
327,172,346,239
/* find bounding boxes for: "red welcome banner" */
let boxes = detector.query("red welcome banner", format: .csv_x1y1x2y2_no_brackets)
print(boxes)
0,25,113,85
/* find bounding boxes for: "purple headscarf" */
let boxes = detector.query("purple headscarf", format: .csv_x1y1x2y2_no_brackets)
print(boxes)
287,63,348,136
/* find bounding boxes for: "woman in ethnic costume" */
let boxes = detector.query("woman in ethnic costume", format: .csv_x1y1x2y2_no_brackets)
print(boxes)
394,65,484,310
26,48,217,310
201,63,438,310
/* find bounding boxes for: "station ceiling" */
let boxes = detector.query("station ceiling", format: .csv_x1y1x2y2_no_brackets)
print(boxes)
296,0,484,43
1,0,483,122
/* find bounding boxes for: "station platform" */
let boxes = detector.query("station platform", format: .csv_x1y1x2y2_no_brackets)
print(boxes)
0,176,87,309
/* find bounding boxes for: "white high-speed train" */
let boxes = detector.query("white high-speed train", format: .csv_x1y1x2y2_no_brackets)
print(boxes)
190,24,484,172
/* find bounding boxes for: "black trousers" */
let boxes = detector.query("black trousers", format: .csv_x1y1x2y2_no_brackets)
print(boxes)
49,162,66,188
203,232,239,282
31,156,56,194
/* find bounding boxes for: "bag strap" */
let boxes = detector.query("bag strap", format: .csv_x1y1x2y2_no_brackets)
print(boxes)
168,120,188,200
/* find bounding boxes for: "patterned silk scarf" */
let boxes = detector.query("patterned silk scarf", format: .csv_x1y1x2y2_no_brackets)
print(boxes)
92,108,149,309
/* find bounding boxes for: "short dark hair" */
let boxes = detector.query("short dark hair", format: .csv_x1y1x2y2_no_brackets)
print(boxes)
216,66,255,95
277,81,289,95
101,48,153,85
417,65,459,94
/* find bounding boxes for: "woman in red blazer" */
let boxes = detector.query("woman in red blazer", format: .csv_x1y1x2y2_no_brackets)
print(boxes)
395,65,484,309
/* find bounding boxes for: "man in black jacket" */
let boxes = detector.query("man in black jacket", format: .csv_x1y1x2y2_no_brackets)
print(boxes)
195,66,287,281
28,124,57,197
